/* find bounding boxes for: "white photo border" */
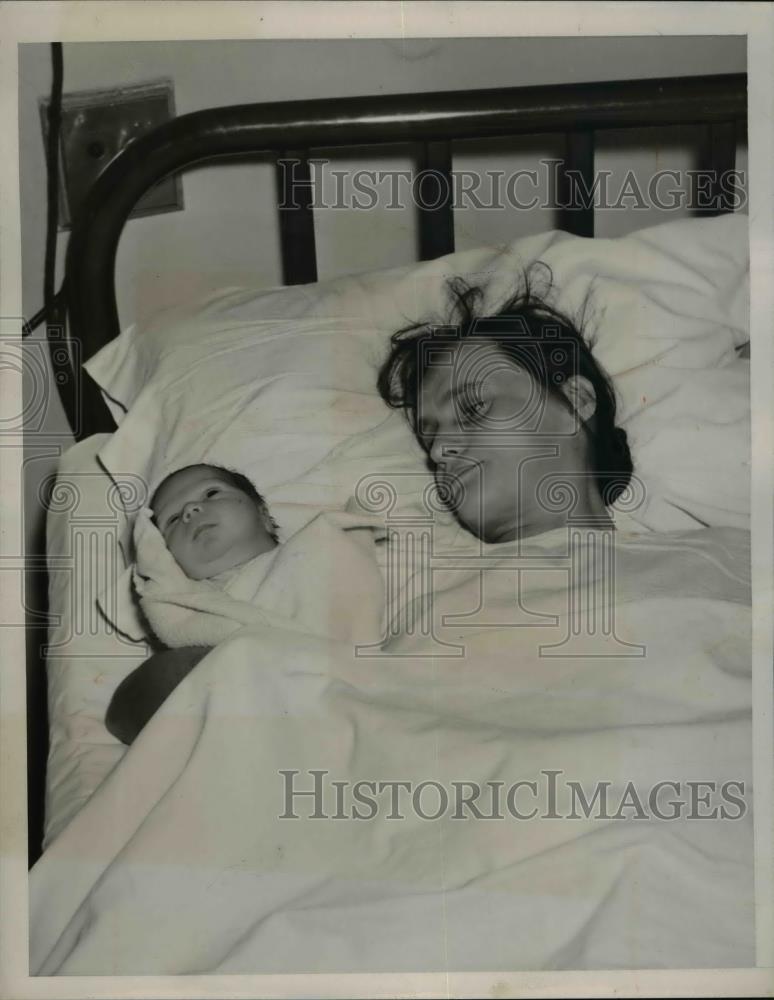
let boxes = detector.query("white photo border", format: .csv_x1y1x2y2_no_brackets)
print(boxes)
1,2,772,997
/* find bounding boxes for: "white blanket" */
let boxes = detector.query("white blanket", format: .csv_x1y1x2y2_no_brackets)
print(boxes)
108,508,387,648
30,521,753,974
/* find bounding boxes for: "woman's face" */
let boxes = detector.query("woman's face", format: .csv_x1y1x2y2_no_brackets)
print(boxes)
416,337,593,542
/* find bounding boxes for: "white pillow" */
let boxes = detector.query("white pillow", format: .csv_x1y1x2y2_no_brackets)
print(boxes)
85,214,749,543
620,360,750,531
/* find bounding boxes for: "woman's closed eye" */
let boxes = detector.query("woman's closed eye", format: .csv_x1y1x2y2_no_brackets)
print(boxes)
460,393,491,421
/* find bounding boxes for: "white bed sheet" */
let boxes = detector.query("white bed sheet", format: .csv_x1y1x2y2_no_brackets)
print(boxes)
31,516,753,973
37,215,753,979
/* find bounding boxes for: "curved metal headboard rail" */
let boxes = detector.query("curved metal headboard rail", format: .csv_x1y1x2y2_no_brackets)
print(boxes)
62,73,747,438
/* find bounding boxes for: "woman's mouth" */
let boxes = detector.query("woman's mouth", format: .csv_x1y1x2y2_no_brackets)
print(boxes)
437,461,481,508
443,461,480,486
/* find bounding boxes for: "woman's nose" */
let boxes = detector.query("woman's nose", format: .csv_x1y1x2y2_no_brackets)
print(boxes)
429,438,460,467
182,501,202,523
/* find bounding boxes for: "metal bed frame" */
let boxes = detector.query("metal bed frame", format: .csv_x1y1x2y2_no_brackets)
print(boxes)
29,73,747,864
51,73,746,441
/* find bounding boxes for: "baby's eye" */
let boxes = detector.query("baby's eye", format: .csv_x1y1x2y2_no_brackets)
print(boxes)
205,488,220,498
165,513,180,531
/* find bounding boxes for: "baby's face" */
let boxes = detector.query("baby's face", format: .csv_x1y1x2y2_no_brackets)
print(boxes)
151,466,277,580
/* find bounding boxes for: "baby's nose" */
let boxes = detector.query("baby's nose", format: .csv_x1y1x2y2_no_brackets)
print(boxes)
182,501,202,523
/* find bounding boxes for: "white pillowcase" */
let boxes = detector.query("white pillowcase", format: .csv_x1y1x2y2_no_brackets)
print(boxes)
85,213,749,543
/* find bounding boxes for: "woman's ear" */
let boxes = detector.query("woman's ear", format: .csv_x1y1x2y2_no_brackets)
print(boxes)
561,375,597,424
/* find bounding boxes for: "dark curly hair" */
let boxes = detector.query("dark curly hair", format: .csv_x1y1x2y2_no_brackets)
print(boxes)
376,266,633,506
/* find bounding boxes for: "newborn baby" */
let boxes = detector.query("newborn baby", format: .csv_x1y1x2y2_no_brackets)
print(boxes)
106,463,385,745
107,463,280,744
151,463,280,581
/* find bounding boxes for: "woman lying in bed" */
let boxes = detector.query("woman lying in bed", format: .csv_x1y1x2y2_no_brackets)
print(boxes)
108,269,631,741
377,271,633,543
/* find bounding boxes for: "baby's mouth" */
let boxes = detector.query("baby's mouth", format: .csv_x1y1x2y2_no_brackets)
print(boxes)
192,522,216,541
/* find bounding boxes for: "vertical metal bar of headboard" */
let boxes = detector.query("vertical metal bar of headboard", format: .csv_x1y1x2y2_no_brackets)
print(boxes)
417,141,455,260
558,131,595,238
276,151,318,284
695,121,737,216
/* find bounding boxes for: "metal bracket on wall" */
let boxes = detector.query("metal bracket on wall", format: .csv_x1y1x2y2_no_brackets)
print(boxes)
39,78,184,230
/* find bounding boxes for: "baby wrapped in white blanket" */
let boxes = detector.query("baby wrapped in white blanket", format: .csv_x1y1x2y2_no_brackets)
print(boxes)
105,463,386,742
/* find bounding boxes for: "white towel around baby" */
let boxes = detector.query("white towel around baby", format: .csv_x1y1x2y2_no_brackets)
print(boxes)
98,507,387,650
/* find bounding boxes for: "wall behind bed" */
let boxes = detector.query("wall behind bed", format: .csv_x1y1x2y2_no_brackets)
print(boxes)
19,36,747,860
